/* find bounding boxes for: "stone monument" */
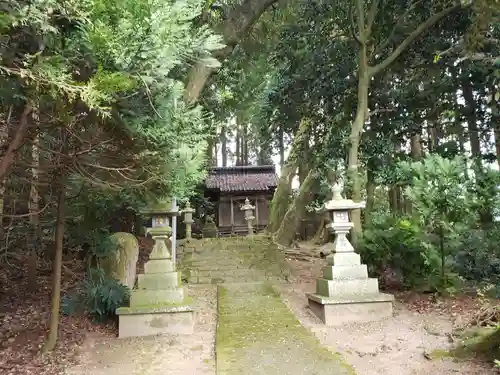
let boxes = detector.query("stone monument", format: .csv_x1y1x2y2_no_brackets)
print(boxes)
116,199,194,338
306,184,394,325
101,232,139,290
183,201,195,241
241,198,255,235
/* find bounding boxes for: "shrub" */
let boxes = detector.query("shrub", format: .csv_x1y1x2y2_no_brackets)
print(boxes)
358,215,432,289
61,268,130,322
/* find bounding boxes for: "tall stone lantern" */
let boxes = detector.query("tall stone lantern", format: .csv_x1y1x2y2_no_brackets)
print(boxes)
241,198,255,235
183,201,195,241
306,184,394,326
116,198,194,338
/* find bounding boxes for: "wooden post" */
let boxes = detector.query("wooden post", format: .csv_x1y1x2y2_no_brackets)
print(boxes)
230,196,234,233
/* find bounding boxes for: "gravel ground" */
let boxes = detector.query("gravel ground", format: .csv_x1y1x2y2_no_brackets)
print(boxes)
65,285,217,375
277,282,497,375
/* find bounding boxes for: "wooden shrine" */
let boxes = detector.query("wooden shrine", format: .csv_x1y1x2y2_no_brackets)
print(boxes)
204,165,278,235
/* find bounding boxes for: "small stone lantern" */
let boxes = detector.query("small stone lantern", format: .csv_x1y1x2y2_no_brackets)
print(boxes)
306,183,394,326
324,184,364,256
183,201,195,240
145,198,180,260
241,198,255,235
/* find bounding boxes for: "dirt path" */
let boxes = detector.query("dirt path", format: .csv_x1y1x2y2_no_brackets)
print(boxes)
277,282,496,375
65,285,217,375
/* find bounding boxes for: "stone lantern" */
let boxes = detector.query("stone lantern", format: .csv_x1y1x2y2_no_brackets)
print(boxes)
116,198,193,338
183,201,195,240
241,198,255,235
306,183,394,326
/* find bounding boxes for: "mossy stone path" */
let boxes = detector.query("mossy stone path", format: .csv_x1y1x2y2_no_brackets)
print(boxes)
216,282,355,375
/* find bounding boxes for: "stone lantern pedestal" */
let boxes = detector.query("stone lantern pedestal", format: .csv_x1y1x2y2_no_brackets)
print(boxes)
241,198,255,235
116,199,194,338
306,185,394,326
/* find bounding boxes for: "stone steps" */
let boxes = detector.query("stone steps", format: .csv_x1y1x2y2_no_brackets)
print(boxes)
177,236,290,285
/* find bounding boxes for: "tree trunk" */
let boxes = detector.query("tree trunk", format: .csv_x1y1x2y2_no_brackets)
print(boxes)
491,88,500,170
274,169,319,247
27,109,41,293
183,0,279,104
220,124,227,167
462,80,482,171
0,103,33,181
312,213,329,245
42,184,66,353
347,43,370,245
278,123,285,167
0,105,12,238
298,136,310,185
235,122,241,166
268,118,311,233
364,158,376,226
242,123,249,165
410,132,422,160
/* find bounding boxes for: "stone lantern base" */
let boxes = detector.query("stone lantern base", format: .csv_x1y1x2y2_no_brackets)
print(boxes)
306,252,394,326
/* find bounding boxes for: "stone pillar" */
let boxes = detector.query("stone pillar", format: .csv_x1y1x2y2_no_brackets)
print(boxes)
241,198,255,235
183,201,195,240
307,184,394,326
116,199,193,338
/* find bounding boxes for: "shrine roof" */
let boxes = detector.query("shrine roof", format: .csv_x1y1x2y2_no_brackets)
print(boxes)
205,165,279,193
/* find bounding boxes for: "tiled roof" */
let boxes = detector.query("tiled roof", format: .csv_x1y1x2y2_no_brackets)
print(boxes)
205,165,279,192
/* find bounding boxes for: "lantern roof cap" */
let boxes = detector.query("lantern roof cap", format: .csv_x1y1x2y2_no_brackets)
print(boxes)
323,184,366,211
141,198,180,216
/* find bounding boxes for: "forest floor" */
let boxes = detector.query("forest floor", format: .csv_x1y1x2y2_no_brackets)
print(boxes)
0,238,498,375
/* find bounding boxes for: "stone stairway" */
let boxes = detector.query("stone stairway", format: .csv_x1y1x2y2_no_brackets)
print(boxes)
177,236,291,285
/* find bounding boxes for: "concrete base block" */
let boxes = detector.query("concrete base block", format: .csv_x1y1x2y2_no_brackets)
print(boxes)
116,305,194,338
307,293,394,326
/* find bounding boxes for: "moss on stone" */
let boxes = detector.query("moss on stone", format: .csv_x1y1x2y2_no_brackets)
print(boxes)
451,326,500,361
216,282,356,375
424,348,453,360
116,296,194,315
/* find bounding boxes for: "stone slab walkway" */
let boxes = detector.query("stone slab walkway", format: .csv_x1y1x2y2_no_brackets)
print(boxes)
216,282,355,375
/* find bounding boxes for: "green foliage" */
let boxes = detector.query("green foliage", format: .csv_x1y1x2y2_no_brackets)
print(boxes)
61,267,130,322
452,228,500,297
360,154,500,294
358,215,432,288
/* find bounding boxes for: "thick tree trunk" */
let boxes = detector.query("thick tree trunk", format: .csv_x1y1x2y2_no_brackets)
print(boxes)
410,132,423,160
268,118,311,233
183,0,279,104
42,184,65,353
298,137,310,185
273,169,319,247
